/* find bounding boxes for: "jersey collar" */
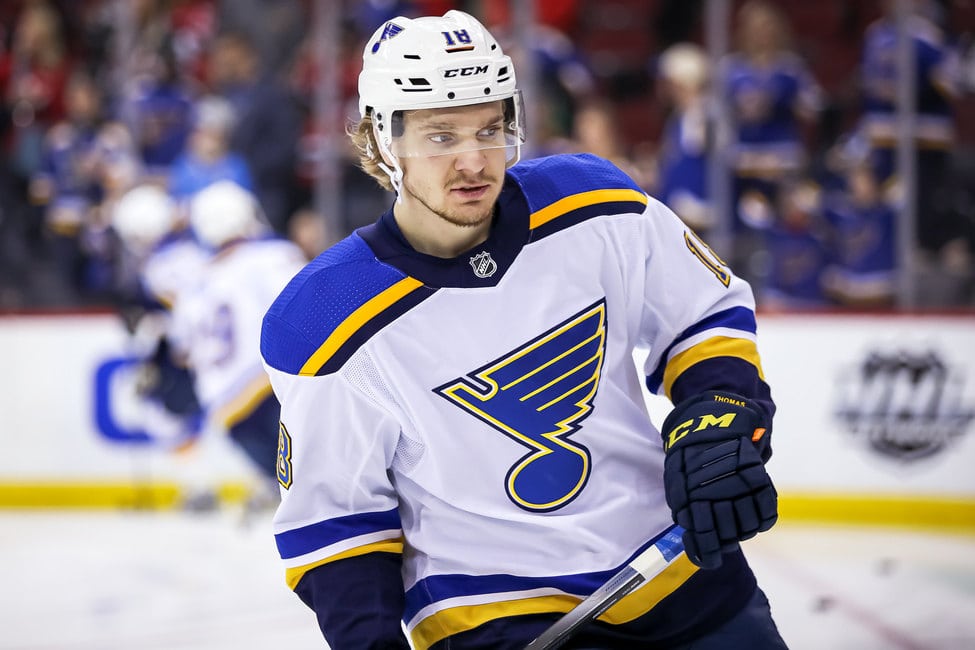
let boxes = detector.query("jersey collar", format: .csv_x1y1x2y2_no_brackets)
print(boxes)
357,174,530,288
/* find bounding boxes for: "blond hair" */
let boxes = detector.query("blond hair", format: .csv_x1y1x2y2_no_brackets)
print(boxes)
347,114,394,192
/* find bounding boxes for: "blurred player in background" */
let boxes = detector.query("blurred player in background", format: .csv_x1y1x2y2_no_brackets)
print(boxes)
111,182,208,450
169,180,305,507
261,10,785,650
113,184,208,312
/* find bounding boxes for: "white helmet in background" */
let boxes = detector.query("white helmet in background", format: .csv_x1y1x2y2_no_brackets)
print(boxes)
658,43,710,90
112,184,178,254
358,10,526,193
189,180,265,249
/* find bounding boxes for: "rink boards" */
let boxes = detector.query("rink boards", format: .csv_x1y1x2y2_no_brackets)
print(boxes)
0,310,973,529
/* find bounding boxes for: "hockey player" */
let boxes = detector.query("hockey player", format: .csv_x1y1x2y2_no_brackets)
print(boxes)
169,180,306,490
111,183,209,447
112,183,210,312
261,10,785,650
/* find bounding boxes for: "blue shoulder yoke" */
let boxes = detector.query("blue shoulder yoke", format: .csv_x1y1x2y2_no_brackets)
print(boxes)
261,234,427,376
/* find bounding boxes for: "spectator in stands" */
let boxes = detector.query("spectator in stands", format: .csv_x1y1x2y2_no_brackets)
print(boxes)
655,42,713,236
119,40,196,183
720,0,823,287
28,70,106,303
215,0,305,77
0,1,72,183
822,162,897,308
858,0,965,262
761,180,831,310
570,99,649,188
486,16,596,159
167,94,253,202
0,1,73,304
206,31,302,234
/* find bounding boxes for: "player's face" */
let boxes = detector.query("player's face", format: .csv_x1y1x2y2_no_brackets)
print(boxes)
397,102,508,232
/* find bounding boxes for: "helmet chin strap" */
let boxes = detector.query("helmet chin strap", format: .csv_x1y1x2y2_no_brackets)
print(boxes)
377,158,404,204
372,120,405,203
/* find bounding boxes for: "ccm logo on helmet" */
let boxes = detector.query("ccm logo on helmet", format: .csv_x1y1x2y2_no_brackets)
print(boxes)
443,65,489,78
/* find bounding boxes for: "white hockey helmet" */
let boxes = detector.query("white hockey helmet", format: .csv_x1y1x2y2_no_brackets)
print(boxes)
112,184,178,254
358,10,525,192
188,180,265,249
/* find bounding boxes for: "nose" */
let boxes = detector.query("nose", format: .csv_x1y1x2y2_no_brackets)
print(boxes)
453,147,487,174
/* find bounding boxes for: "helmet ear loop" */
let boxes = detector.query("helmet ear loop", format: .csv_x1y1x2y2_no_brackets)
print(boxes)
372,118,404,200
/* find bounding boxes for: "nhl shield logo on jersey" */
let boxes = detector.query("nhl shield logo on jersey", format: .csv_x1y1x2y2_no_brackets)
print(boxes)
469,251,497,278
435,300,607,512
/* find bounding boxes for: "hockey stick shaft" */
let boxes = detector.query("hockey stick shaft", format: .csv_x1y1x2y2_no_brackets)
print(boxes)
523,524,686,650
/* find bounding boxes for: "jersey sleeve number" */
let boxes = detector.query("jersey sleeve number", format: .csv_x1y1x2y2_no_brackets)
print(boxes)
684,231,731,287
277,422,293,489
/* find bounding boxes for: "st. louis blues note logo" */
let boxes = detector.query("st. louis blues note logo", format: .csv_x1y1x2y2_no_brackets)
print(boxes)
435,300,607,512
371,22,403,53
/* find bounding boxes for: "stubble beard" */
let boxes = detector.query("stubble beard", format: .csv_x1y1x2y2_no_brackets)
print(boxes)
403,173,498,230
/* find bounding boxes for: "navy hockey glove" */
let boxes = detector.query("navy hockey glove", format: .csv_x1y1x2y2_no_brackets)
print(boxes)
660,391,777,569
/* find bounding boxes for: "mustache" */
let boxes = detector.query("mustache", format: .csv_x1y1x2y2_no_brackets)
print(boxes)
446,174,497,188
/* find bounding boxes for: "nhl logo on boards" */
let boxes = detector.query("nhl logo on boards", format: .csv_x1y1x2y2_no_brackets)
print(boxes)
833,348,975,462
469,251,497,278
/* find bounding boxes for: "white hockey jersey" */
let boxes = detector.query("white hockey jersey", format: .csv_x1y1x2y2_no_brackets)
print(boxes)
261,154,768,648
141,234,211,309
171,237,306,430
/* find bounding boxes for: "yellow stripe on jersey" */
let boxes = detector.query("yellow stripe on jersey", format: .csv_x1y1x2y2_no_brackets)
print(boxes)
410,596,580,650
529,189,648,230
662,336,765,400
214,375,275,429
598,554,698,623
284,537,404,590
298,277,424,376
408,555,697,649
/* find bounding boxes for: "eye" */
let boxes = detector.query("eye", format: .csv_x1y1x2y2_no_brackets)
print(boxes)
428,133,453,144
478,126,501,138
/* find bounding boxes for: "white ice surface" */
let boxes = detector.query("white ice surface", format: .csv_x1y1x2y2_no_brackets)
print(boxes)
0,511,973,649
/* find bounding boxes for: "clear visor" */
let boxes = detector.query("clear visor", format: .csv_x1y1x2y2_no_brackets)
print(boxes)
386,92,525,162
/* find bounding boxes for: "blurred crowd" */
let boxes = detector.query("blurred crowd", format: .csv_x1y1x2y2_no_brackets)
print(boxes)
1,0,974,311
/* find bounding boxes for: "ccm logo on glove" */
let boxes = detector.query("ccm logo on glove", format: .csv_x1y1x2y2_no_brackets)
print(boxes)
660,391,777,570
665,406,768,450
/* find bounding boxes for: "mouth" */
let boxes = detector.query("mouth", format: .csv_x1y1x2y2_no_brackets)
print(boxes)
450,177,491,201
449,182,491,201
